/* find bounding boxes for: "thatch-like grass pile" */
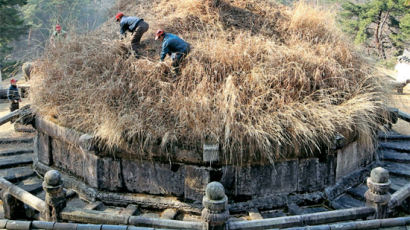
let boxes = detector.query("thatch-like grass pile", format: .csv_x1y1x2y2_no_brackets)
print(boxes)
30,0,388,163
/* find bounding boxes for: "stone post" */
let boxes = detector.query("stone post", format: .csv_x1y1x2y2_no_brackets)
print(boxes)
42,170,66,221
201,182,229,230
365,167,391,219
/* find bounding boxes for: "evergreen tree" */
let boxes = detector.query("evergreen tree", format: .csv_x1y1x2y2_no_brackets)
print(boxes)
339,0,410,59
0,0,29,64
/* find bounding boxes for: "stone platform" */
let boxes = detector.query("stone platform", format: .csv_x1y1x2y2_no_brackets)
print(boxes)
33,117,375,202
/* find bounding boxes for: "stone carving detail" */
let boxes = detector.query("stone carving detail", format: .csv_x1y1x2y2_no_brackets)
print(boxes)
365,167,391,219
42,170,66,221
201,182,230,230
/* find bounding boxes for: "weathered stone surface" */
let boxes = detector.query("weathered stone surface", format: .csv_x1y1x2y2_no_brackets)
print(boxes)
320,155,336,187
174,149,202,164
38,132,51,165
122,160,185,196
119,204,138,216
203,144,219,163
336,141,374,181
184,165,209,201
97,158,123,191
161,208,177,219
382,162,410,178
0,166,34,182
331,194,365,210
380,150,410,163
222,160,298,196
298,158,322,192
0,153,33,169
84,201,104,210
51,138,98,188
0,148,33,157
347,184,367,201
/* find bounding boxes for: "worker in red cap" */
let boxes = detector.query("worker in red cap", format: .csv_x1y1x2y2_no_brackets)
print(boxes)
50,24,67,47
155,29,190,76
7,79,21,114
115,12,149,58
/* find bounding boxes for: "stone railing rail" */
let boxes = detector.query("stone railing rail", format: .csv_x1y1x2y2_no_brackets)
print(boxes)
389,183,410,210
0,177,47,214
389,107,410,123
2,165,409,229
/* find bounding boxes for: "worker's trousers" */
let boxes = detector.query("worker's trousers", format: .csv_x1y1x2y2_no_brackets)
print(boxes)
131,21,149,54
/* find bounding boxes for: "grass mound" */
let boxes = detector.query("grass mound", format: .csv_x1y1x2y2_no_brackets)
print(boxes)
30,0,388,163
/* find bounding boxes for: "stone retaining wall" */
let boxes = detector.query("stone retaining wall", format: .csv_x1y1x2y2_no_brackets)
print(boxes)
34,117,375,202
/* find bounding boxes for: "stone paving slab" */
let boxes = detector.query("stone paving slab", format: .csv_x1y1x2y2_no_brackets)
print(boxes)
382,162,410,178
330,194,365,210
380,150,410,163
347,184,368,201
0,153,33,169
390,175,410,192
15,176,43,194
0,166,34,182
17,182,43,194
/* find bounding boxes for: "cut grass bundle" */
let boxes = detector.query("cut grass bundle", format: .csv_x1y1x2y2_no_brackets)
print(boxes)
30,0,388,164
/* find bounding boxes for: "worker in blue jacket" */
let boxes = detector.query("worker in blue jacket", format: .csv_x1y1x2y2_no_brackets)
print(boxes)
115,12,149,58
155,29,190,75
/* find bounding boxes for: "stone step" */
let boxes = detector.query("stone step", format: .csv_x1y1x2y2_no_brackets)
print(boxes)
381,161,410,178
379,150,410,163
330,194,365,210
378,134,410,141
379,142,410,153
16,180,43,194
0,154,33,169
347,184,368,201
0,148,33,157
0,166,35,182
298,205,330,214
0,137,33,144
390,175,410,193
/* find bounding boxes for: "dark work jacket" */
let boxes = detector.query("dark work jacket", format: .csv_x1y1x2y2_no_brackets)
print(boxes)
120,16,142,35
7,85,20,102
160,33,189,61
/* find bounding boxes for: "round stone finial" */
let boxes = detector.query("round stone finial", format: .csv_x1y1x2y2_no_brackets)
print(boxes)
205,182,225,200
370,167,389,183
44,170,62,186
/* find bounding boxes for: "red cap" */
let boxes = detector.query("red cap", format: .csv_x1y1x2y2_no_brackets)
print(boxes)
155,29,165,40
115,12,124,21
56,24,61,30
10,79,17,83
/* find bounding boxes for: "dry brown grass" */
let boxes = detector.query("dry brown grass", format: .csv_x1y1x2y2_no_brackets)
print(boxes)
30,0,388,163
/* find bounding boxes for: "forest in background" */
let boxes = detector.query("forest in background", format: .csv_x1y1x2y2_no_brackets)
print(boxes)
0,0,409,78
0,0,115,77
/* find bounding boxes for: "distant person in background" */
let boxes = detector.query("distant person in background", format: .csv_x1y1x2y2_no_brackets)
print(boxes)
155,29,190,76
0,63,2,82
50,24,67,47
7,79,21,113
22,62,33,81
115,12,149,58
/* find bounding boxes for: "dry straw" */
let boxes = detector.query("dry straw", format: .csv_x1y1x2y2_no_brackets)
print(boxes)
30,0,388,164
